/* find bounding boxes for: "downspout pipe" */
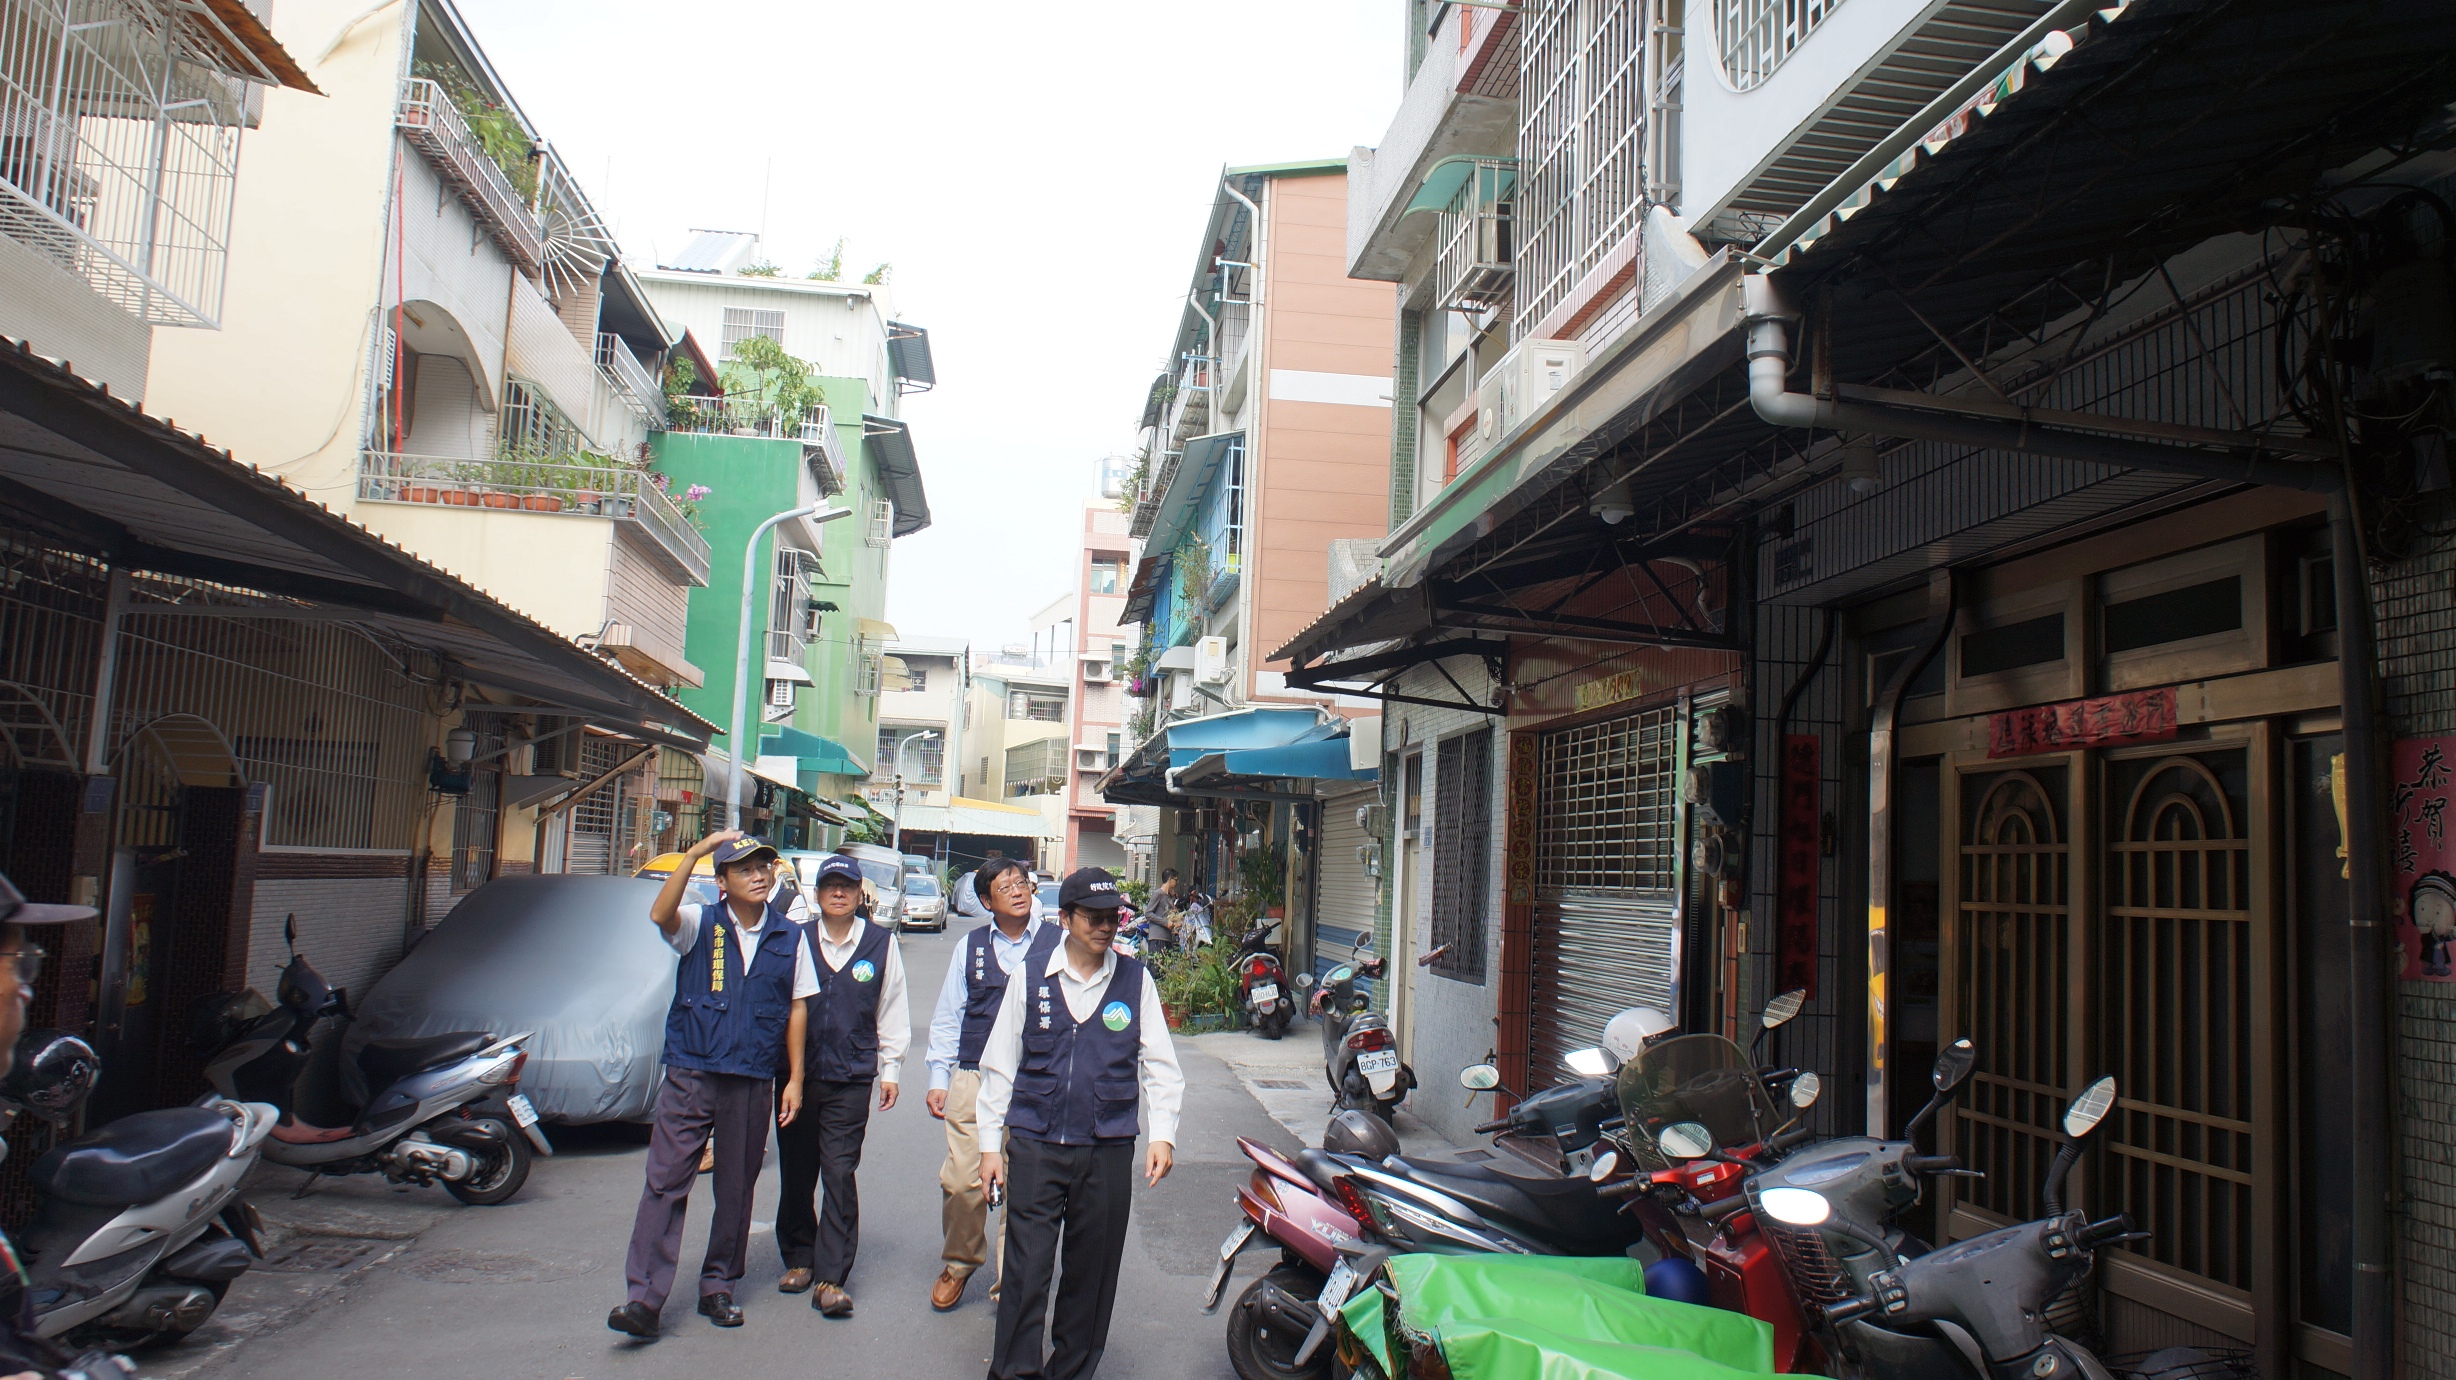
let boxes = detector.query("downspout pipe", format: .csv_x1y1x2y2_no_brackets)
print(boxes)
1741,271,2396,1377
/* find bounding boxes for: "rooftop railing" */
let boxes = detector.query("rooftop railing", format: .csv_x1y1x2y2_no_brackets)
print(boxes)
357,451,711,585
395,78,545,271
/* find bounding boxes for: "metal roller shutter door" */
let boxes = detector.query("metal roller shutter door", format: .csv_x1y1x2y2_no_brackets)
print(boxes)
1315,794,1378,971
1528,704,1681,1088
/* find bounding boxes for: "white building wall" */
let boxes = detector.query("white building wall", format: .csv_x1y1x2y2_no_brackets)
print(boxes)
633,273,895,409
0,232,152,399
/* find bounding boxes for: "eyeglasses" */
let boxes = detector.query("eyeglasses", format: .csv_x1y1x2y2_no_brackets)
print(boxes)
991,878,1036,896
0,942,47,986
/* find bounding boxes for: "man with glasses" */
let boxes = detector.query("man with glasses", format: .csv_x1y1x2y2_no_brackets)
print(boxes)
921,857,1054,1312
0,872,103,1379
977,868,1182,1380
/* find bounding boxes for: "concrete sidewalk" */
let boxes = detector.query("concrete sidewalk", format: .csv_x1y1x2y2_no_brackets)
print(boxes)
1191,1024,1463,1157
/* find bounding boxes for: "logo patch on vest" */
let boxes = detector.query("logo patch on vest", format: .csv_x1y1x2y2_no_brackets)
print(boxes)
1101,1000,1132,1032
851,959,876,983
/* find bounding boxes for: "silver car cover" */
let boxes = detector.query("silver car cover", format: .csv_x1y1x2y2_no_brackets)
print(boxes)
348,875,680,1123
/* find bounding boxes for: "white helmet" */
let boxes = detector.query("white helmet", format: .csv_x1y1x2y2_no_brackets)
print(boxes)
1602,1006,1677,1065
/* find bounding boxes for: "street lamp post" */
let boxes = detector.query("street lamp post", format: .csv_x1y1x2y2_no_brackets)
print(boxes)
726,502,853,830
888,728,939,857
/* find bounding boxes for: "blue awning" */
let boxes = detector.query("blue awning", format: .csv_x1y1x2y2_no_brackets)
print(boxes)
1185,741,1374,782
760,726,866,778
1102,706,1373,806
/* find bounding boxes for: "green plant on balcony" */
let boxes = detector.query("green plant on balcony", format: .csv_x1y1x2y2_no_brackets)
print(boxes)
1118,446,1150,515
1175,536,1215,609
412,60,538,200
723,335,825,434
1128,700,1157,741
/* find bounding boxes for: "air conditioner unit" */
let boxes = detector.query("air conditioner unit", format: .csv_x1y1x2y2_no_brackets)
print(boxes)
1478,338,1588,440
1194,636,1231,686
1083,661,1112,684
527,720,578,777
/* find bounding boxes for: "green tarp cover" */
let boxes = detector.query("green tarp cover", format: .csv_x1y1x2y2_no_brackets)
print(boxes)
1338,1255,1781,1380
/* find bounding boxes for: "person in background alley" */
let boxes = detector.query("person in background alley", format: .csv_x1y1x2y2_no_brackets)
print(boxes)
609,832,818,1338
923,856,1054,1312
774,855,908,1317
977,868,1182,1380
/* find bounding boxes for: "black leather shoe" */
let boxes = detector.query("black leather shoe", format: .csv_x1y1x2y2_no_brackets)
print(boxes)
607,1301,658,1337
697,1292,744,1327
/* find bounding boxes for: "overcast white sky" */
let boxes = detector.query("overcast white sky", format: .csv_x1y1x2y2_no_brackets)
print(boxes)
455,1,1402,652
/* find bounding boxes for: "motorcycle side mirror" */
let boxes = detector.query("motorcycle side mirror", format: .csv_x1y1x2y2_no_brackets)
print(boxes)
1293,971,1317,990
1588,1148,1620,1183
283,913,297,956
1459,1063,1502,1091
1757,1186,1831,1227
1563,1047,1616,1078
1933,1037,1977,1092
1790,1070,1823,1110
1761,989,1807,1030
1353,948,1378,967
2063,1075,2118,1139
1657,1122,1715,1160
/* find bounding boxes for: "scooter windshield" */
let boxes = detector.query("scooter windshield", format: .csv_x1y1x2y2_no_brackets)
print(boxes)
1615,1033,1784,1168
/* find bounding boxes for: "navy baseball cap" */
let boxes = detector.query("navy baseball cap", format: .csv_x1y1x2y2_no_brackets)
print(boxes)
0,873,92,926
813,855,864,887
1058,867,1124,912
710,836,779,871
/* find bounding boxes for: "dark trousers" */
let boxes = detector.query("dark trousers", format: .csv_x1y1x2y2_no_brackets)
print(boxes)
989,1137,1136,1380
774,1076,873,1282
623,1068,771,1311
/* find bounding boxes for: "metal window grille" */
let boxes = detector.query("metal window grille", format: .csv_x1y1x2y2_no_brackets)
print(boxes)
1714,0,1844,91
1431,728,1493,982
766,677,792,710
852,640,882,698
1535,703,1678,891
877,726,942,784
564,735,630,875
498,378,585,461
866,497,893,548
451,713,506,892
718,306,784,360
1514,0,1646,338
0,0,269,327
1433,159,1518,314
1008,690,1065,723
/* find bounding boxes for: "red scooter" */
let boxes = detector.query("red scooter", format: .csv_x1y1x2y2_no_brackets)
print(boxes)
1206,1136,1368,1380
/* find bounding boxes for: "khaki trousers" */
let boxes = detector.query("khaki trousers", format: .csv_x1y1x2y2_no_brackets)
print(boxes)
939,1068,1006,1282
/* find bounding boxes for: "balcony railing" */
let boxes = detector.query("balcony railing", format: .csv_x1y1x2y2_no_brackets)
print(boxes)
767,629,809,663
357,451,711,585
1434,159,1518,314
395,78,545,272
596,334,667,428
667,395,829,443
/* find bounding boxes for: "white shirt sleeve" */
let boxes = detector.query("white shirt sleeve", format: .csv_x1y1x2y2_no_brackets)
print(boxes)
789,931,820,1001
1137,968,1185,1147
875,936,911,1084
665,902,702,956
925,941,969,1091
973,953,1033,1150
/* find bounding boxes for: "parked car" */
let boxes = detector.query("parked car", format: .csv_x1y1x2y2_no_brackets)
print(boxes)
633,852,720,907
899,874,946,931
902,853,932,876
1035,879,1061,920
836,842,907,926
354,875,678,1123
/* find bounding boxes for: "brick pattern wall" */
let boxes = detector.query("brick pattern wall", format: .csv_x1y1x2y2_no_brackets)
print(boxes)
2373,497,2456,1371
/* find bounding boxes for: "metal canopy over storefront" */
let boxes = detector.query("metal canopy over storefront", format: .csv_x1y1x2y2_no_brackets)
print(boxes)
1101,706,1371,806
0,342,714,748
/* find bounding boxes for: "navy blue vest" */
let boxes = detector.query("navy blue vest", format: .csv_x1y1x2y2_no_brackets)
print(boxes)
1005,952,1147,1146
801,919,893,1082
957,921,1060,1069
664,904,802,1078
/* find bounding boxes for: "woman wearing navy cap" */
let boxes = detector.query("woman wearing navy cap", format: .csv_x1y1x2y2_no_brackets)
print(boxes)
773,853,908,1317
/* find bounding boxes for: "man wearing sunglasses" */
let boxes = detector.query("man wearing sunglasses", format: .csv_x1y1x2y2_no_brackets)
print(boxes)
0,872,101,1379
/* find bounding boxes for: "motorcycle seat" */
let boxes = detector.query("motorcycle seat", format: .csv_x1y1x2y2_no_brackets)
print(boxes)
1386,1156,1645,1256
32,1107,232,1207
1293,1146,1350,1194
357,1032,493,1087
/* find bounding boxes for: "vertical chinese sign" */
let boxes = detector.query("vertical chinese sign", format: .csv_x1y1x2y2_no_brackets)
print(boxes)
1775,735,1821,998
2392,736,2456,982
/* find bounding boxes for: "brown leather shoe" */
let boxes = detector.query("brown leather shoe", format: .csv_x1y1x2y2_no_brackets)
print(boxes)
930,1267,968,1312
777,1267,813,1294
812,1282,853,1318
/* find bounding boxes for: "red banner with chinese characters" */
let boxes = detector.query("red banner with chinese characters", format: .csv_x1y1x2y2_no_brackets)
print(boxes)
1986,687,2180,759
1774,735,1821,1000
2393,735,2456,982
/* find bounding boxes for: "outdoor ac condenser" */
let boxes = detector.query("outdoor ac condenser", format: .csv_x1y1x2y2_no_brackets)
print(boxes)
1194,636,1231,685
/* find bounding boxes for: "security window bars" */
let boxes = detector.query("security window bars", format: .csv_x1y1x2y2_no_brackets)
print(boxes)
451,713,507,892
1715,0,1845,91
0,0,266,326
719,306,785,360
866,497,893,548
1431,729,1493,983
1433,159,1518,314
877,725,943,785
1536,703,1678,892
852,639,882,698
1008,689,1066,723
1515,0,1646,338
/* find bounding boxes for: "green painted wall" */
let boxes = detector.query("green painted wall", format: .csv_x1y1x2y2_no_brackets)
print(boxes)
650,373,896,808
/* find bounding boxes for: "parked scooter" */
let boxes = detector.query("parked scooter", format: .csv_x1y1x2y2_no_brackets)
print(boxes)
1296,942,1415,1123
1233,917,1294,1040
1763,1075,2221,1380
1205,1133,1372,1380
1,1029,276,1350
197,917,552,1204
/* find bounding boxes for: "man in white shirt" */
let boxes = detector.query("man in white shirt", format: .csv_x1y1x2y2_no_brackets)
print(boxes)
774,854,909,1317
977,868,1183,1380
612,832,820,1338
923,857,1054,1312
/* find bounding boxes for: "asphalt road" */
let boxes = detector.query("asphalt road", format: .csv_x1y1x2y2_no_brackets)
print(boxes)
175,927,1299,1380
